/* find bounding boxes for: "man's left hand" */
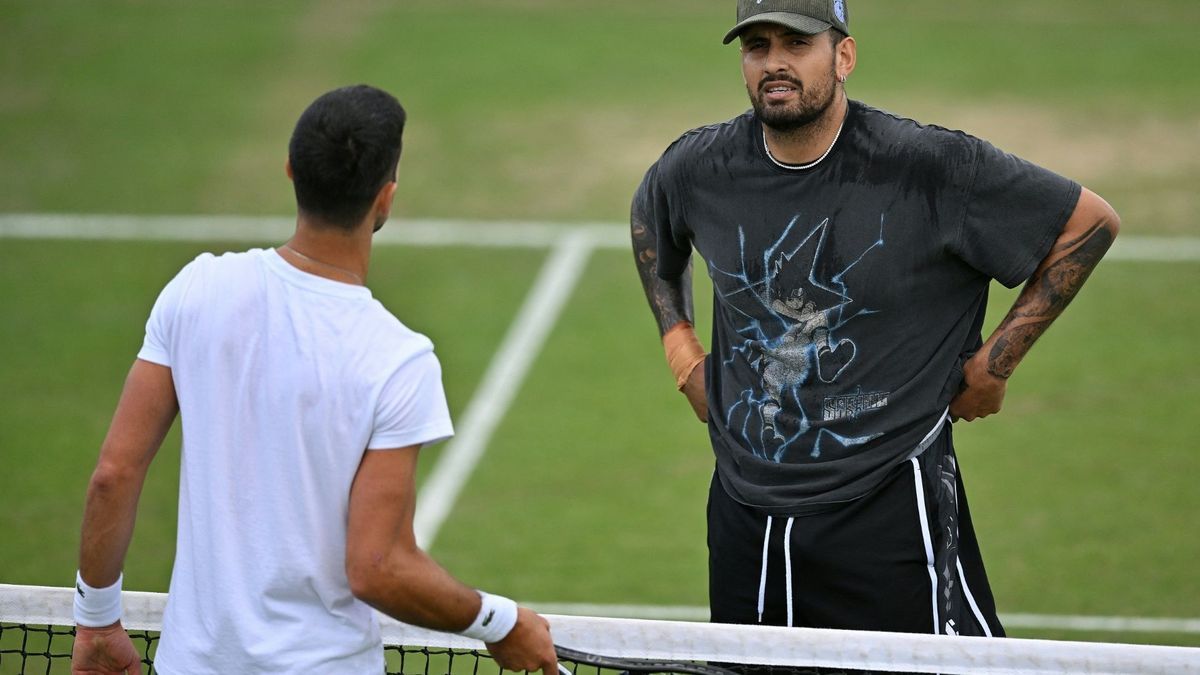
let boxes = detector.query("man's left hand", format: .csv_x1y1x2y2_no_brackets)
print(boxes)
72,622,142,675
950,353,1007,422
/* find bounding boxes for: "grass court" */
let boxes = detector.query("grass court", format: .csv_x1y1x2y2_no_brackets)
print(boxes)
1,0,1198,651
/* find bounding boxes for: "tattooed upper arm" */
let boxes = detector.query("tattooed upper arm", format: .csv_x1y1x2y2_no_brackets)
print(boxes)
631,208,695,337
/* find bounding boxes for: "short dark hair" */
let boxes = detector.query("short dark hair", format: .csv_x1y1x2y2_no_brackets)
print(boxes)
288,85,406,228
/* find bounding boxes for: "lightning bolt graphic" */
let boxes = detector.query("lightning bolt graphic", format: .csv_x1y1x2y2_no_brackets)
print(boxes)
709,214,886,461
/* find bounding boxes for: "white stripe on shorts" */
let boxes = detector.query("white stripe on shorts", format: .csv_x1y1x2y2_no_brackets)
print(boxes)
783,517,796,627
756,516,773,623
910,457,940,635
957,557,993,636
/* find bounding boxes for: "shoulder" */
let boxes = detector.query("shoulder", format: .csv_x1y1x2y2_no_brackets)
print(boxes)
176,248,263,281
853,101,980,150
368,312,445,406
848,100,981,172
653,111,756,175
667,111,755,154
174,250,218,277
365,303,437,363
155,251,218,301
338,302,442,398
168,249,273,301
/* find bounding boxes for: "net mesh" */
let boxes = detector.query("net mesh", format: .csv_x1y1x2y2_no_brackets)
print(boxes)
0,624,533,675
0,623,517,675
2,584,1197,675
0,624,870,675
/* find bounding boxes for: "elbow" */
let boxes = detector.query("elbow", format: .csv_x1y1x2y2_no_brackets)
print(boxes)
86,461,137,501
346,545,420,608
1081,187,1121,242
1096,193,1121,241
346,553,386,606
1103,205,1121,240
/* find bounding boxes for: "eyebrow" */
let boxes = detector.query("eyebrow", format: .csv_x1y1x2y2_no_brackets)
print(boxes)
742,29,808,42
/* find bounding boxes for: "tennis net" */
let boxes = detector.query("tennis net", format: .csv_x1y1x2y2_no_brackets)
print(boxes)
2,583,1197,674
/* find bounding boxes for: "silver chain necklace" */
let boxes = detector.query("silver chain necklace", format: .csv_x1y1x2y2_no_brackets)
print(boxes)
279,244,364,285
762,114,846,171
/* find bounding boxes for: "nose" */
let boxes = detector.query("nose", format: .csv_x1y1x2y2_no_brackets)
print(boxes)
763,42,790,75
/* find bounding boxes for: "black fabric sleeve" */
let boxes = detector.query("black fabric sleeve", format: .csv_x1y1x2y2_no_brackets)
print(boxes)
951,137,1082,288
633,157,693,280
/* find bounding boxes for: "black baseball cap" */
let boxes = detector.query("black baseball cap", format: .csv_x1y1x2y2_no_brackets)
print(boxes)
722,0,851,44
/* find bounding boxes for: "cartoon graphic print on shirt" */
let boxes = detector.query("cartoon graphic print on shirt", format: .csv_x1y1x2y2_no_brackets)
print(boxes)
710,213,888,462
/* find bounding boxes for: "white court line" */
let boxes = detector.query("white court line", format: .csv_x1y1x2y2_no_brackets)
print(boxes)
413,230,596,550
1002,613,1200,634
0,213,628,249
1107,236,1200,262
528,602,1200,634
0,213,1197,261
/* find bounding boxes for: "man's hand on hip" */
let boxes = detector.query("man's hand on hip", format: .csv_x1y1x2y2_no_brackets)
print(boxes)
950,353,1006,422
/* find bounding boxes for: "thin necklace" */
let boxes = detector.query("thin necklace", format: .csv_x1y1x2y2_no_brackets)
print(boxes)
762,113,846,171
279,244,364,285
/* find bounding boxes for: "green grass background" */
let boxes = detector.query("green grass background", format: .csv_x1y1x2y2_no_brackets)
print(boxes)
1,0,1198,653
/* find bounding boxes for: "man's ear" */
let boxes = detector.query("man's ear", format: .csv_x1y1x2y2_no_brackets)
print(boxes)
374,181,398,220
836,35,857,80
285,158,294,181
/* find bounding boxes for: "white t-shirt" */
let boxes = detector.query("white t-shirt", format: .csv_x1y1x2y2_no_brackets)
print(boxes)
139,248,454,674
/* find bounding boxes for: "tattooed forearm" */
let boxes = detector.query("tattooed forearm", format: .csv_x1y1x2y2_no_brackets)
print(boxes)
988,320,1052,379
631,210,695,337
986,222,1115,379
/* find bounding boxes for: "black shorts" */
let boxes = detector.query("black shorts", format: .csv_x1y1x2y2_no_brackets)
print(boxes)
707,425,1004,638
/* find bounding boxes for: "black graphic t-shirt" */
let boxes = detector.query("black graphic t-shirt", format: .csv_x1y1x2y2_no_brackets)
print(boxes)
633,101,1081,514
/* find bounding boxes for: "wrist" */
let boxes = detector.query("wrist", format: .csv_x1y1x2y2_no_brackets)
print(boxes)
963,348,1008,381
73,571,123,628
984,359,1013,380
459,590,517,644
662,322,707,390
77,621,124,632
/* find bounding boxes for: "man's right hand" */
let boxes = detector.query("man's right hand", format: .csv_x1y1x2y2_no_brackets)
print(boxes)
682,358,707,423
72,622,142,675
486,607,558,674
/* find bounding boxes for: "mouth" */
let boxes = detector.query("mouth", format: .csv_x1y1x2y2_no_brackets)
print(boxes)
761,80,800,102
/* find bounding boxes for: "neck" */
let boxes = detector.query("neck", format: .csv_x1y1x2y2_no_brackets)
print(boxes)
279,216,374,285
762,92,849,166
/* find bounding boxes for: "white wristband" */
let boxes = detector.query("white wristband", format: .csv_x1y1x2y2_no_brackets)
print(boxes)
459,590,518,644
73,571,123,628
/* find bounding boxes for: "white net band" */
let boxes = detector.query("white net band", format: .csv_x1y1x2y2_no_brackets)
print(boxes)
2,584,1198,674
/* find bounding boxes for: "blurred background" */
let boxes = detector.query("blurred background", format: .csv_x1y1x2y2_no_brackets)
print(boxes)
1,0,1197,648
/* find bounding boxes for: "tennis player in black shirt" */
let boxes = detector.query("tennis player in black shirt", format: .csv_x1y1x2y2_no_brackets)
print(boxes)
631,0,1120,638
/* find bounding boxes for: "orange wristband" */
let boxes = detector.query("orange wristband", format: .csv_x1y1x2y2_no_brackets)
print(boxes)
662,322,707,390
